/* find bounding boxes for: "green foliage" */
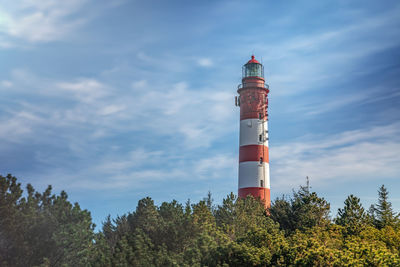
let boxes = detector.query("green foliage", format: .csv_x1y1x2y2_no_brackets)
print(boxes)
335,194,367,235
2,174,400,266
270,184,330,234
287,225,400,266
0,174,95,267
372,185,400,229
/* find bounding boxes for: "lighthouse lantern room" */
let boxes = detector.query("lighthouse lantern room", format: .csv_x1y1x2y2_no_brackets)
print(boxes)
235,55,271,209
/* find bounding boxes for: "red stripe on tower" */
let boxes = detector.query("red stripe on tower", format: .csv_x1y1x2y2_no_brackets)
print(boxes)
239,145,269,163
235,55,270,209
238,187,270,203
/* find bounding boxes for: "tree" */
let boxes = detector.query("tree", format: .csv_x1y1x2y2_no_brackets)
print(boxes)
215,194,270,240
204,191,214,212
335,194,367,234
158,200,188,252
373,185,399,229
0,174,95,267
206,195,287,266
214,192,236,228
270,183,331,234
269,196,292,232
3,174,400,266
128,197,161,239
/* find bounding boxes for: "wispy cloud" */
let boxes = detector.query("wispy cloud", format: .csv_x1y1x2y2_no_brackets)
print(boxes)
197,58,213,67
271,122,400,189
0,0,126,46
285,85,399,116
0,111,35,142
3,68,236,145
0,68,238,192
32,148,236,192
195,154,236,179
0,0,89,44
56,78,109,103
256,5,400,96
0,80,13,88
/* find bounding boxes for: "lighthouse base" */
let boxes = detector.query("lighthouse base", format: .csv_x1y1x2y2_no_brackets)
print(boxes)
238,187,270,209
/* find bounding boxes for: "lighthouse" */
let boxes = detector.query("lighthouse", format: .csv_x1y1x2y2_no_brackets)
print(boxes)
235,55,270,209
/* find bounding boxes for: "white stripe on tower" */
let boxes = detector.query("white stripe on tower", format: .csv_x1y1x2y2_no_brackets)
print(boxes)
239,119,269,147
238,161,270,188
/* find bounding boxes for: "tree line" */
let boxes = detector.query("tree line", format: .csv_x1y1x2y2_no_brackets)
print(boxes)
1,174,400,266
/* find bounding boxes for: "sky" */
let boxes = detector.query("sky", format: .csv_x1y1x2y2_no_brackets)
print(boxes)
1,0,400,228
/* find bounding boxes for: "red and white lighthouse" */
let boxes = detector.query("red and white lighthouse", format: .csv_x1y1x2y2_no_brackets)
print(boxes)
235,55,270,209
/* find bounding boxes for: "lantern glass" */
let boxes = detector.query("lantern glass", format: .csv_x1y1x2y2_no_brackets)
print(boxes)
242,63,263,78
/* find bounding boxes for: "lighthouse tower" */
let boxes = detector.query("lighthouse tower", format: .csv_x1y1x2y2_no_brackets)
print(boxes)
235,55,270,209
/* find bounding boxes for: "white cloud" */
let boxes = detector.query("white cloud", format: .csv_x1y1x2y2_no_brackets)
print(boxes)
0,80,13,88
2,70,238,189
94,149,165,175
56,78,109,103
4,67,237,152
271,123,400,189
195,154,236,179
197,58,213,67
98,104,125,116
119,79,236,148
71,152,235,190
71,168,187,190
131,79,148,89
0,110,45,142
32,146,236,191
1,69,239,191
0,0,89,43
285,86,392,116
251,6,400,97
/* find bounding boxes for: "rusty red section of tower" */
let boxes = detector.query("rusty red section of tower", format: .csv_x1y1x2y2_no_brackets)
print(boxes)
235,55,270,209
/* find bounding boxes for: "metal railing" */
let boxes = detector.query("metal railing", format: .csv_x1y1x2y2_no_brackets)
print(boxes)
237,83,269,90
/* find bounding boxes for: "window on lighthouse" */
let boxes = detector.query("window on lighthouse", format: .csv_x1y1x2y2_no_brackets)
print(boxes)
259,157,263,164
259,134,263,142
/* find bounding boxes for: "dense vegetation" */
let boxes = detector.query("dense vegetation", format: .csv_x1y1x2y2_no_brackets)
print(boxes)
1,174,400,266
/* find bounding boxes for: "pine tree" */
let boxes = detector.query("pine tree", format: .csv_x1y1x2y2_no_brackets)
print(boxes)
0,174,95,267
270,181,331,233
374,185,399,229
335,194,366,234
269,196,292,232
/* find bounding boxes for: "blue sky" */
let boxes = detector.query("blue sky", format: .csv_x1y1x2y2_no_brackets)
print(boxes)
1,0,399,227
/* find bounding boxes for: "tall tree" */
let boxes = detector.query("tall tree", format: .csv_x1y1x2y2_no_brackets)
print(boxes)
291,185,331,230
270,183,330,233
373,185,399,229
269,196,292,232
335,194,367,234
214,192,236,228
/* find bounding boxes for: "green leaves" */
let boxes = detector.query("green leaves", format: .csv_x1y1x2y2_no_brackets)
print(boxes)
0,174,95,267
372,185,400,229
270,185,330,234
335,194,367,235
2,174,400,266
